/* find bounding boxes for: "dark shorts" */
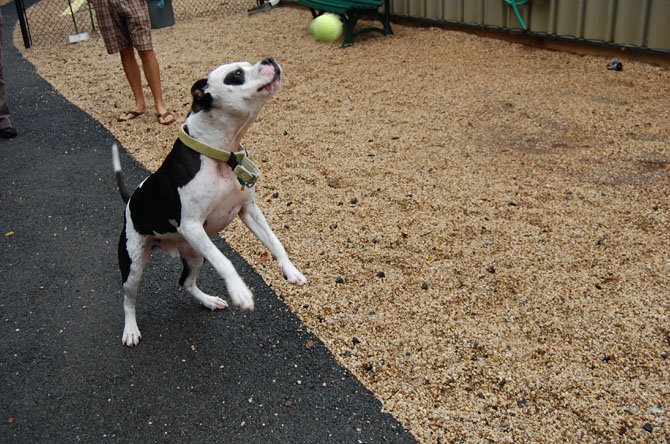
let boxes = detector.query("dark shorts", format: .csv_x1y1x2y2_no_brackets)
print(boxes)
91,0,153,54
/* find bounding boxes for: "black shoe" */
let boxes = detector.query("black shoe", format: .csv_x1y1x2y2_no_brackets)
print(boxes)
0,127,18,139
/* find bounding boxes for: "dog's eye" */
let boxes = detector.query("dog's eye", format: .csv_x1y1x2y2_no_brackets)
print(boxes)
223,69,245,86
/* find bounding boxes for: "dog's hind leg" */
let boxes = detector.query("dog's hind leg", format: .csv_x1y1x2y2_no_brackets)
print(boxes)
122,267,145,346
119,226,151,347
179,250,229,310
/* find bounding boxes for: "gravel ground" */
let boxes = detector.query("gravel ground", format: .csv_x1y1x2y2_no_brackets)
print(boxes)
16,4,670,443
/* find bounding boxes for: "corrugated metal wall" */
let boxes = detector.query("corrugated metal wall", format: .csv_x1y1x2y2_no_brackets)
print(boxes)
390,0,670,52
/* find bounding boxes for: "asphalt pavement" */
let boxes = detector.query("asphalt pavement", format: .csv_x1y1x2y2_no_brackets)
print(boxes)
0,3,416,442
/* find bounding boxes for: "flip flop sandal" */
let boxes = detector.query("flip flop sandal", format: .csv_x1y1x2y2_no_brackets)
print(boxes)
117,110,145,122
157,111,175,125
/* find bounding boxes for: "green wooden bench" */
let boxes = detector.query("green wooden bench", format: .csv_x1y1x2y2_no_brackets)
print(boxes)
297,0,393,46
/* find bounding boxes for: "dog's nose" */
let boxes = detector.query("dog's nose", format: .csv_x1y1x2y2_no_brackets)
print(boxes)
261,57,280,78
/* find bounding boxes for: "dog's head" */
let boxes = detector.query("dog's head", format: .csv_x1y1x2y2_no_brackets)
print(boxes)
190,58,281,116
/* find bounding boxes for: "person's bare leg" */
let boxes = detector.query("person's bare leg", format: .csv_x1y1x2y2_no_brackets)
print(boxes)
119,47,146,120
138,49,173,124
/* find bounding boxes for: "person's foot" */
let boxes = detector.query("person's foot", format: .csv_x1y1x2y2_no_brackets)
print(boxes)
0,127,18,139
117,109,146,122
157,111,175,125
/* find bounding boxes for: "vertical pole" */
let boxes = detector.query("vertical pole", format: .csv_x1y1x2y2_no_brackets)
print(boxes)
15,0,31,48
384,0,392,34
88,0,96,32
68,0,80,34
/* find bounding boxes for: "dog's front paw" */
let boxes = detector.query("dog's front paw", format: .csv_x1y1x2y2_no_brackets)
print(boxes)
200,295,229,311
227,280,255,311
122,325,142,347
282,262,307,286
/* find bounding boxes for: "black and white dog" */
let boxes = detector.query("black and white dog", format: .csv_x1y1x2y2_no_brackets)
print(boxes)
112,58,306,346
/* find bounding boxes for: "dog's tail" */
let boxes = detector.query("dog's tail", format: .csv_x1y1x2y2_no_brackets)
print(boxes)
112,143,131,204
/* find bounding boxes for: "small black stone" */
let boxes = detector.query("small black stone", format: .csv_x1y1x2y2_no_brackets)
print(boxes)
661,351,668,360
350,197,358,205
330,223,338,230
487,265,496,274
618,426,626,436
377,271,386,279
335,276,344,284
272,192,279,198
602,354,611,363
364,363,374,372
352,337,361,345
642,423,653,433
595,283,603,290
652,204,659,211
517,399,527,408
421,282,429,290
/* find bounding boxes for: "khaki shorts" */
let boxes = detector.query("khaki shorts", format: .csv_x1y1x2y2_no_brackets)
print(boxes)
91,0,153,54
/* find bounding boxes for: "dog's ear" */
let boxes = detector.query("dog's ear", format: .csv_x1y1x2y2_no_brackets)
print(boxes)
191,78,213,113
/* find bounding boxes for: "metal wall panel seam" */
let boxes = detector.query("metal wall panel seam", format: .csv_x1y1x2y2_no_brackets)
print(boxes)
639,0,651,47
502,0,508,29
549,0,557,35
577,0,587,38
606,0,617,43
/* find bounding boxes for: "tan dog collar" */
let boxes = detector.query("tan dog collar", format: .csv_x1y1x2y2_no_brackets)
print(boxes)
179,125,260,188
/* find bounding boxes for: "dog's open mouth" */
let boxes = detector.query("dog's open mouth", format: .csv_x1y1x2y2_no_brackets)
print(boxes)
257,72,281,93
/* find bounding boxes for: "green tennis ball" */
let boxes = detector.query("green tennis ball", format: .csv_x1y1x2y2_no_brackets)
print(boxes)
310,13,343,43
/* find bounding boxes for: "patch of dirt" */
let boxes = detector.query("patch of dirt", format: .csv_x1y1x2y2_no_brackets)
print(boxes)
16,6,670,443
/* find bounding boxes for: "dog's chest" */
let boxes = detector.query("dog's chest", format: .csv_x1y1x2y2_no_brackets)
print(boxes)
186,160,252,234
